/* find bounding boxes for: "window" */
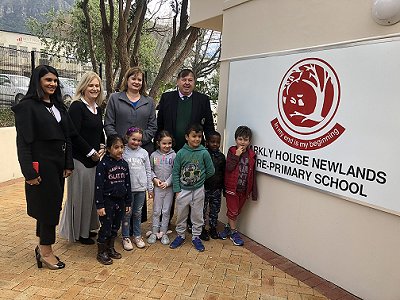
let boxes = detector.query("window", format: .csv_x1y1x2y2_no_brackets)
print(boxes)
9,45,17,56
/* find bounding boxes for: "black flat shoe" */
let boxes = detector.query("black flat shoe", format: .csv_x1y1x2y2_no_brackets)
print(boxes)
89,231,97,238
78,236,95,245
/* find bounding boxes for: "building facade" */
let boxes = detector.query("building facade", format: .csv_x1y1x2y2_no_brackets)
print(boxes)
0,30,44,52
190,1,400,299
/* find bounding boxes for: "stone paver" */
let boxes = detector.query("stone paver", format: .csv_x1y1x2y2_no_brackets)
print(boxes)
0,179,357,299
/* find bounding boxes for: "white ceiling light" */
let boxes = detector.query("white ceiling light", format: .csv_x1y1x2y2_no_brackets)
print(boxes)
372,0,400,25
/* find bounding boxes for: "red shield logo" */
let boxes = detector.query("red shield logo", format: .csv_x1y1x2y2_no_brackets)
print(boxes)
271,58,345,150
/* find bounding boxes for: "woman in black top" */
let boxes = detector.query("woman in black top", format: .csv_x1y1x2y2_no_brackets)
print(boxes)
59,71,105,245
12,65,74,270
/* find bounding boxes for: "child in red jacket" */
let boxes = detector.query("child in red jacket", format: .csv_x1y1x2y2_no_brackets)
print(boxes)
219,126,257,246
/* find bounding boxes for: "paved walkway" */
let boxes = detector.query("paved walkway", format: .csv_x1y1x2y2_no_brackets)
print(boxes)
0,179,360,300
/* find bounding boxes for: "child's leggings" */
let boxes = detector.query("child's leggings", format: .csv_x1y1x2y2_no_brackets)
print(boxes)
152,186,174,234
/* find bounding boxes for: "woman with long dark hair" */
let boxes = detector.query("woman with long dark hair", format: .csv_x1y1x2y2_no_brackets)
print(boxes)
12,65,74,270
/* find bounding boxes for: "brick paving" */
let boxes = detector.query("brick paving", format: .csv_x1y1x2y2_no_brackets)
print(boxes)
0,179,360,299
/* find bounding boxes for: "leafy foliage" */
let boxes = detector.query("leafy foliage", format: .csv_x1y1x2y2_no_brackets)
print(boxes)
196,71,219,103
0,108,15,127
26,0,114,63
23,0,220,102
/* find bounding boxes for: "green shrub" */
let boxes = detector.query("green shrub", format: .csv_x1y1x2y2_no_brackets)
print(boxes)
0,108,15,127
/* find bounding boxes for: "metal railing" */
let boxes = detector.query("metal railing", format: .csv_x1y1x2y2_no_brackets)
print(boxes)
0,46,94,108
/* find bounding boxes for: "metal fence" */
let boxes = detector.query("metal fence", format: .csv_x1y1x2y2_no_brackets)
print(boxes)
0,46,93,108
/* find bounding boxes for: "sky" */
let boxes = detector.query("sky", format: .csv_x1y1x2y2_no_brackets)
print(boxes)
147,0,174,20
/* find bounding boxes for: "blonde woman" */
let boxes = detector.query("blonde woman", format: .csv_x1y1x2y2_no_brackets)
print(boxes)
59,71,106,244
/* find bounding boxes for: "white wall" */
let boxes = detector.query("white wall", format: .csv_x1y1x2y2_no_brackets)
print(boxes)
210,0,400,299
0,31,44,51
0,127,22,182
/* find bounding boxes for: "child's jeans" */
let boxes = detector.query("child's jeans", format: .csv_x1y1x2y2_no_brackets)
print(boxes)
122,191,146,237
97,197,125,243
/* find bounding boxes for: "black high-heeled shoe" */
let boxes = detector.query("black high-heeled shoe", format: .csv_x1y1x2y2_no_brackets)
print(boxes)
35,246,65,270
35,246,42,268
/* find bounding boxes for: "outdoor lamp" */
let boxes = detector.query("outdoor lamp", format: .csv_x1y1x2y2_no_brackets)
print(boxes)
372,0,400,25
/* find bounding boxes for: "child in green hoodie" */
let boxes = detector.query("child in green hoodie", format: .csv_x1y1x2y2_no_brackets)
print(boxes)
170,124,215,252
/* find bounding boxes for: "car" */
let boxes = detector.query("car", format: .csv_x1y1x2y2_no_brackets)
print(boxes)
0,74,30,106
58,77,78,106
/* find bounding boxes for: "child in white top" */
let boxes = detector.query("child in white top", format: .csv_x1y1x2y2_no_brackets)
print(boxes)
148,130,176,245
121,127,153,250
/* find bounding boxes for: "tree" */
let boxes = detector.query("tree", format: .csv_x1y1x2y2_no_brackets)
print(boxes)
190,29,221,80
80,0,98,72
27,0,214,103
148,0,199,100
26,0,111,67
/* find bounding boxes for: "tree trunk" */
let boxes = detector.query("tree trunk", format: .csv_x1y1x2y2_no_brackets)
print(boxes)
130,0,147,67
81,0,98,73
115,0,131,86
100,0,115,103
149,27,199,101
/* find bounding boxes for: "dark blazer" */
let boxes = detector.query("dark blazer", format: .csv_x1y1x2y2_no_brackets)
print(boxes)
12,99,74,224
157,90,215,144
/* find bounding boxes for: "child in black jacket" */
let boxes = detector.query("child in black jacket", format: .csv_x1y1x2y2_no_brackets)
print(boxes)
200,131,226,240
94,134,132,265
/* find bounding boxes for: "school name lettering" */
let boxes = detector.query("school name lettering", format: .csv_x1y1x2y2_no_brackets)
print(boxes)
252,146,387,197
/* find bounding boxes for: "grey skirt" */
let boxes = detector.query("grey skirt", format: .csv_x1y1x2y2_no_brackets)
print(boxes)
59,159,99,242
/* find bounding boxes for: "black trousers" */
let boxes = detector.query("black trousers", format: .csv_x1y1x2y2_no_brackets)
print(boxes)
97,198,125,243
36,221,56,245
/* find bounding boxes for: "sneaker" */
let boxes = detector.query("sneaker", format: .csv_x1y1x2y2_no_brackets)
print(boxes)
134,236,146,248
122,237,133,251
199,227,210,241
147,233,157,244
169,236,185,249
209,227,219,239
192,237,205,252
230,230,244,246
160,234,170,245
219,225,231,240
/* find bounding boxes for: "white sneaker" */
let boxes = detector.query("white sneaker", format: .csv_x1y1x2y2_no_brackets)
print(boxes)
122,237,133,251
160,234,170,245
134,236,146,248
147,233,157,244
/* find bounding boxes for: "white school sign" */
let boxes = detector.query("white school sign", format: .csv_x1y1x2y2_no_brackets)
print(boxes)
226,37,400,215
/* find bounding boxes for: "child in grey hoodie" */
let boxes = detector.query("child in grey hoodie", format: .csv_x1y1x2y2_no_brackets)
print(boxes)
147,130,176,245
121,127,153,251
